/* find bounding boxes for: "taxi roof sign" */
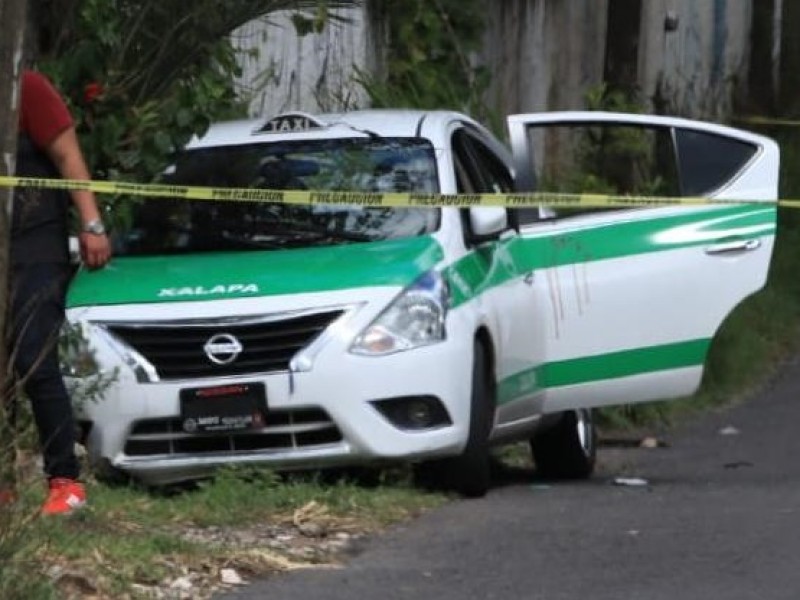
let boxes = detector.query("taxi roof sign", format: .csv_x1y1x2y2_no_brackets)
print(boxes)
257,112,326,134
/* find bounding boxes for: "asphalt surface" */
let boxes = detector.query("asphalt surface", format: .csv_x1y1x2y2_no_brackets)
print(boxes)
219,355,800,600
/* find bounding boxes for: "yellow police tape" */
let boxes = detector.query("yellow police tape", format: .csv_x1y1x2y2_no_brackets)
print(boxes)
2,175,800,209
735,115,800,128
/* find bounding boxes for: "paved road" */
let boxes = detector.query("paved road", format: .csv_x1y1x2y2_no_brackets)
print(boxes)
220,356,800,600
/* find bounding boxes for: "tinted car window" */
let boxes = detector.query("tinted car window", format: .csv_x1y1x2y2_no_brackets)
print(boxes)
519,123,680,223
452,129,514,194
465,136,514,193
675,129,758,196
452,130,481,193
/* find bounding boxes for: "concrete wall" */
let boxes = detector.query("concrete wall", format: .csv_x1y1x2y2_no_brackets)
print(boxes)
479,1,609,117
639,0,752,120
231,7,371,118
233,1,756,122
480,0,752,120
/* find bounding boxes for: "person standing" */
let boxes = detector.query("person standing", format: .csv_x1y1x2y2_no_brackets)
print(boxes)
3,69,111,515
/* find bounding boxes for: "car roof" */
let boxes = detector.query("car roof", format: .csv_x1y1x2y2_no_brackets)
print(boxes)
187,109,484,149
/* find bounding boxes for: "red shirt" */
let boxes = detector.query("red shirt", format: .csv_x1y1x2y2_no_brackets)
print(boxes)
18,70,73,149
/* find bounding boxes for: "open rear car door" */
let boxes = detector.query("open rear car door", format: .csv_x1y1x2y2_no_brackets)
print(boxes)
505,111,779,413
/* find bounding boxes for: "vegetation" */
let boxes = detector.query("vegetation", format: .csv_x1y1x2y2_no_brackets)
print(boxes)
32,0,358,231
4,2,800,598
358,0,495,128
1,463,446,598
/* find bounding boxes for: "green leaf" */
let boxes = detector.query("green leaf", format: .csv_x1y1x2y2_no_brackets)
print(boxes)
153,131,172,154
291,13,316,37
175,108,193,128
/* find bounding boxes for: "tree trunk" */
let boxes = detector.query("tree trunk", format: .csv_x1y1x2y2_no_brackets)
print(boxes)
604,0,643,98
778,0,800,117
747,0,777,115
0,0,28,389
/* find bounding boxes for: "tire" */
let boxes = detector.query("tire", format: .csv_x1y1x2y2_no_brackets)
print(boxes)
414,341,494,498
530,408,596,480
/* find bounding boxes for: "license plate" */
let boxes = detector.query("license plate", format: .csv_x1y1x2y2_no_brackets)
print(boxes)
180,383,267,433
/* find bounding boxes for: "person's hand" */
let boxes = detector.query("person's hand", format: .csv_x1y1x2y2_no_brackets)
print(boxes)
79,232,112,269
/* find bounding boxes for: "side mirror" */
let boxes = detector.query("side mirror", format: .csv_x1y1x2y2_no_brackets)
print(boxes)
467,207,508,243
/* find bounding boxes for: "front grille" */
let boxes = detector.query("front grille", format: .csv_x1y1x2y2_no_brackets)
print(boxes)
124,407,342,457
105,310,344,380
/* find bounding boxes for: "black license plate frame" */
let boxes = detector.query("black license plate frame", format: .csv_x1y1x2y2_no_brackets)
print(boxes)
180,382,267,433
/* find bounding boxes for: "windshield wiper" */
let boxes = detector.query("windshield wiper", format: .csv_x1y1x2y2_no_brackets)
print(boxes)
215,225,374,249
268,223,375,243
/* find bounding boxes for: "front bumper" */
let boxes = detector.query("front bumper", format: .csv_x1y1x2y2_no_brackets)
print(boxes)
77,336,474,486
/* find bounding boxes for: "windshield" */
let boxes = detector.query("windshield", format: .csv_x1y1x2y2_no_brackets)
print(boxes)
114,137,440,256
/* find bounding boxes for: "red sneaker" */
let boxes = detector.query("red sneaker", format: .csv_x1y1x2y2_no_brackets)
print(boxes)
41,478,86,515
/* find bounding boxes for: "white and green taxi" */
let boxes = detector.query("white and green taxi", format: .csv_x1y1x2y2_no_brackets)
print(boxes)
65,109,779,496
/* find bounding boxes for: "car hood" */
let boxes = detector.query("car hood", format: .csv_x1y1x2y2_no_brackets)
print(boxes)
67,236,444,307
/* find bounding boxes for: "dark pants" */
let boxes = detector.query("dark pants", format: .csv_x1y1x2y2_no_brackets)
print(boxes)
6,262,79,481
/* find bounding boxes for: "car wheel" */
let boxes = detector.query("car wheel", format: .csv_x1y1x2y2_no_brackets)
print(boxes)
530,408,596,480
413,341,494,498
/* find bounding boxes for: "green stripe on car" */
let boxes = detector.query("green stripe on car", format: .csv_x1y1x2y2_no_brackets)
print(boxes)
446,204,775,307
497,338,710,404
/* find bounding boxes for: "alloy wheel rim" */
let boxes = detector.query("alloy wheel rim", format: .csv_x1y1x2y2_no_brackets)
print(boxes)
575,409,593,456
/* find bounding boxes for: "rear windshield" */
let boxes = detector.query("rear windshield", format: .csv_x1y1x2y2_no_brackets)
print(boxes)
114,137,440,256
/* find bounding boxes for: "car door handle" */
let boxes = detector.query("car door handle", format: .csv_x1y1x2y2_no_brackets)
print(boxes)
704,239,761,255
523,272,535,285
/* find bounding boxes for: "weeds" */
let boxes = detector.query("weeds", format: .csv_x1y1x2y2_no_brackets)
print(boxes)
0,495,54,600
0,455,445,598
0,407,56,600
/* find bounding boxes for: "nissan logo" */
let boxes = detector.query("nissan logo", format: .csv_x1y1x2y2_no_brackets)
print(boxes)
203,333,243,365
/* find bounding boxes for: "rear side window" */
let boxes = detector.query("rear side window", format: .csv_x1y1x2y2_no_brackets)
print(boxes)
517,122,759,224
675,129,758,196
519,124,680,222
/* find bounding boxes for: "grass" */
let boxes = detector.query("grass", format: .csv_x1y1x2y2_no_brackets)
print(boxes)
1,464,447,599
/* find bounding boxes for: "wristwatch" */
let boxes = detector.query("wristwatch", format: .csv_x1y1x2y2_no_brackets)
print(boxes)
82,218,106,235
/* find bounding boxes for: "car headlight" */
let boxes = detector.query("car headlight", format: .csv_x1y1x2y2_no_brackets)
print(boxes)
350,270,449,356
60,321,100,377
